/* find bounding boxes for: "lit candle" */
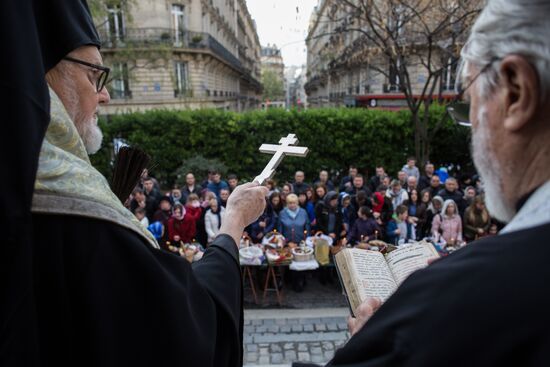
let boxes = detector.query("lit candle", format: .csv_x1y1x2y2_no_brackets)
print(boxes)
375,230,379,239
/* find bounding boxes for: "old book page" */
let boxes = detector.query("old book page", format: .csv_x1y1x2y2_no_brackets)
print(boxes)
337,248,398,313
385,242,439,285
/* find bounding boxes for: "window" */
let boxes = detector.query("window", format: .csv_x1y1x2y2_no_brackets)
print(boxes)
387,58,401,92
111,63,130,99
174,61,189,97
442,56,458,91
172,4,185,45
107,5,125,41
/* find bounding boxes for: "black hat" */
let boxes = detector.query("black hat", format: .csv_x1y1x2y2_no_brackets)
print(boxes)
36,0,101,72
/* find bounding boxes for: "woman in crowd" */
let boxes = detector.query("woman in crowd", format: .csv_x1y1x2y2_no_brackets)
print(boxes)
416,189,432,239
407,189,420,238
432,199,463,246
408,189,419,219
425,195,444,238
265,179,279,197
278,194,310,243
339,192,352,233
167,203,191,245
182,194,202,243
299,191,316,226
247,201,276,244
204,197,225,244
463,195,491,242
278,194,311,292
348,206,382,245
463,186,477,207
315,191,345,243
305,186,315,203
281,183,293,202
195,190,216,245
268,191,284,217
312,183,327,206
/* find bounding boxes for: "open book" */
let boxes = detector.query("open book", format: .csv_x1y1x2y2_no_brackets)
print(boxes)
335,242,439,316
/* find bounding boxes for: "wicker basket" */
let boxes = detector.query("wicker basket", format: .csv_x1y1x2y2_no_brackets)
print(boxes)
265,248,293,265
291,247,314,262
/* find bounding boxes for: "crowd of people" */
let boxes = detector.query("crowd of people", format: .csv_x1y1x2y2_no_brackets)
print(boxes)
130,157,499,255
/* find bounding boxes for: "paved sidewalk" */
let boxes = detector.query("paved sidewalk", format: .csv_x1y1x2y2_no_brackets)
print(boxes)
243,308,350,367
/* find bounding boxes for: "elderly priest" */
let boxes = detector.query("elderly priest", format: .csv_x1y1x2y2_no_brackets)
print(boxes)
0,1,268,367
296,0,550,366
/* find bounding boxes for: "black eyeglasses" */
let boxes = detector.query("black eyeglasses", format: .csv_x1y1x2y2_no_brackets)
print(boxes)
447,57,500,127
63,56,110,93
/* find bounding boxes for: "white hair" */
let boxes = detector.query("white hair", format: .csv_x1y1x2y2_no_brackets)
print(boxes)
460,0,550,99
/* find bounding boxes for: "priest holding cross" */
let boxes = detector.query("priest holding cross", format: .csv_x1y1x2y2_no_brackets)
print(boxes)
1,0,309,363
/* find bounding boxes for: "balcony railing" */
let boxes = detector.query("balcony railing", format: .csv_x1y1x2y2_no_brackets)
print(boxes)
98,28,255,82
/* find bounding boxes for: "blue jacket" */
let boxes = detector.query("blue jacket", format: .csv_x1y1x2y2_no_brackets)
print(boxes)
301,202,316,224
207,180,229,198
386,219,414,245
247,211,276,243
278,208,310,243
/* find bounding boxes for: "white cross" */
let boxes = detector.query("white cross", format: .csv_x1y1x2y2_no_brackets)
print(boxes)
254,134,309,185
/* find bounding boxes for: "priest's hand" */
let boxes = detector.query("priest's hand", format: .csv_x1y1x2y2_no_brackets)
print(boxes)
348,297,382,336
219,182,269,247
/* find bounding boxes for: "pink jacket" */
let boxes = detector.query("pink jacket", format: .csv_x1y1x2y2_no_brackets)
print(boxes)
432,214,463,243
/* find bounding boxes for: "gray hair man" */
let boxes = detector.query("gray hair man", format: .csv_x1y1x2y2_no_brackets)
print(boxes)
300,1,550,366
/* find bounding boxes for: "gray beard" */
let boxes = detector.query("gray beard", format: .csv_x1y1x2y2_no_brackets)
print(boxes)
472,107,515,223
76,115,103,155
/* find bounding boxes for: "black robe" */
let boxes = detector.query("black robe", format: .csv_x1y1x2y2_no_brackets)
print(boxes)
295,222,550,366
28,214,243,367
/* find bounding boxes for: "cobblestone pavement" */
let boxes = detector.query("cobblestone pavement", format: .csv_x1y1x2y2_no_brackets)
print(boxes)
243,308,350,367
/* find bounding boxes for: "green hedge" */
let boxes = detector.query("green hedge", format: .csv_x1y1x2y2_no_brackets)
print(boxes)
91,106,472,188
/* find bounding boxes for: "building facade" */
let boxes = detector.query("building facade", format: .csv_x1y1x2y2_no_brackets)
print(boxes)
260,44,285,81
96,0,262,114
305,0,480,109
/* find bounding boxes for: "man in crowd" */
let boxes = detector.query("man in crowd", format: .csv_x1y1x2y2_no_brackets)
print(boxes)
207,170,229,199
418,162,435,191
385,179,409,211
292,170,310,194
368,166,386,192
438,177,467,215
339,165,358,191
130,188,147,214
302,1,550,365
143,177,162,220
227,174,239,192
170,186,184,206
397,170,408,188
219,188,231,208
428,174,443,198
3,4,269,366
153,196,172,224
314,169,335,191
401,157,420,180
181,172,202,202
406,176,418,195
346,174,371,197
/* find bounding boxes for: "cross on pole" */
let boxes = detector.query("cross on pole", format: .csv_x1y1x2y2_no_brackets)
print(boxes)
253,134,309,185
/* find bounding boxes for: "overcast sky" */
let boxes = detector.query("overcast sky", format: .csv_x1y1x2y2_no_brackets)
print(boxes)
246,0,319,68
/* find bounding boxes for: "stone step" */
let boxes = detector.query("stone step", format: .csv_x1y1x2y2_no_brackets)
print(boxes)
243,308,350,366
